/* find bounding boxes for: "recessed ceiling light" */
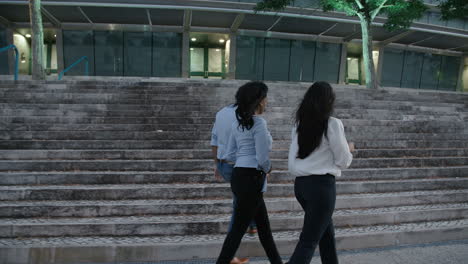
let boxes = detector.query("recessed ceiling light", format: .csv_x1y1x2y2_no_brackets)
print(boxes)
190,48,194,51
216,49,220,52
54,34,57,38
25,34,31,38
191,38,197,42
219,39,225,43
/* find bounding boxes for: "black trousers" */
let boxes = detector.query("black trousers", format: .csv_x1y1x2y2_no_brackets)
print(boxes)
216,167,283,264
288,175,338,264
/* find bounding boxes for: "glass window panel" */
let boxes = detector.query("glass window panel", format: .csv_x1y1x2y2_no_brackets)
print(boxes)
438,56,461,91
347,58,360,81
420,53,442,90
293,0,321,8
94,31,123,76
236,35,265,80
208,48,223,73
401,51,424,89
264,38,291,81
289,40,316,82
429,12,446,27
153,32,182,77
381,48,404,87
447,18,465,29
190,48,204,72
0,29,8,75
63,30,95,76
124,32,152,77
314,42,341,83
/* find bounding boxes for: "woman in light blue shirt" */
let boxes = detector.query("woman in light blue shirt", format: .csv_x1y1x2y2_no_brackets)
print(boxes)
216,81,283,264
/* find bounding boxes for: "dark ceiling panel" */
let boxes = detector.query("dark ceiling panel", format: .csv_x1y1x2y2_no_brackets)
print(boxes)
80,7,147,24
43,6,88,23
272,17,334,35
150,9,184,26
191,11,237,28
322,23,360,38
239,14,279,31
416,35,468,50
394,31,436,45
0,4,53,23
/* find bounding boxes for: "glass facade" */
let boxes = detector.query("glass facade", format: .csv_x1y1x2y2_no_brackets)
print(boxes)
235,35,265,80
263,38,291,81
153,32,182,77
94,31,124,76
236,35,341,83
124,32,152,77
63,30,182,77
63,30,95,76
401,51,424,89
382,47,460,91
0,28,8,75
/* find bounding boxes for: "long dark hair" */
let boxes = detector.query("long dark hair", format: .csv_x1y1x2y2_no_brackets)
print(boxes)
295,81,335,159
235,81,268,130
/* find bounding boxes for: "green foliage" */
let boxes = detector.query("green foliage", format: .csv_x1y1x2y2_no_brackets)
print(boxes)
320,0,359,16
438,0,468,20
254,0,294,12
383,0,428,31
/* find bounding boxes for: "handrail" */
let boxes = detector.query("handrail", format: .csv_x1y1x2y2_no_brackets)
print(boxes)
58,56,88,80
0,44,19,81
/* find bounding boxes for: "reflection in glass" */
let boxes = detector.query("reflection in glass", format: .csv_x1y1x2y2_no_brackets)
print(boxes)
401,51,424,89
314,42,341,83
94,31,123,76
420,53,441,90
153,32,182,77
190,48,204,72
208,48,222,73
124,32,152,77
438,56,460,91
63,30,95,76
264,38,291,81
381,48,404,87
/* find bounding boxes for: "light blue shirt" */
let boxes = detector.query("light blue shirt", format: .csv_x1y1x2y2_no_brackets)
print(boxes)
222,116,273,174
210,105,237,159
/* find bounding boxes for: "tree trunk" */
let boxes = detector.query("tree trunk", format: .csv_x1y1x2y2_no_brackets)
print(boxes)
360,17,378,89
29,0,45,80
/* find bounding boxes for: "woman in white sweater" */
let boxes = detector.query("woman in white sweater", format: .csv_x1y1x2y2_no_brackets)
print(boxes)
286,82,354,264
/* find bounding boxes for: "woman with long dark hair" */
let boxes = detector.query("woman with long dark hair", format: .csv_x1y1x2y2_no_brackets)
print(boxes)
216,81,283,264
286,82,354,264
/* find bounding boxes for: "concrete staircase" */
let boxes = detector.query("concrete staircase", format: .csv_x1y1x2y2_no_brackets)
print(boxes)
0,79,467,264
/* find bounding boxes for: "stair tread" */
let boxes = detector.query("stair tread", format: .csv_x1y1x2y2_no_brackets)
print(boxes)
1,189,467,206
0,219,467,247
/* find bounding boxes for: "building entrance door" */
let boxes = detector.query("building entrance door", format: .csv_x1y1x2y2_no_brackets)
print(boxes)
190,47,225,78
189,33,228,79
346,57,361,84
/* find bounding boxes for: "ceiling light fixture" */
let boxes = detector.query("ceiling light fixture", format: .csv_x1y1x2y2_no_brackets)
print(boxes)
219,39,225,43
25,34,31,38
191,38,197,42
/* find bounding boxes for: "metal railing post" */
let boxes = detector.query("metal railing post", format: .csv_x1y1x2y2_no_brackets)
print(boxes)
58,56,89,80
0,44,19,81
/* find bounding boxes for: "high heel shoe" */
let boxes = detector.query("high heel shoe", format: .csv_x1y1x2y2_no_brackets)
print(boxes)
230,257,249,264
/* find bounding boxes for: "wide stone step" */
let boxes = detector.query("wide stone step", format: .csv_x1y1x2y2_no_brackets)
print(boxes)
1,189,467,218
1,102,466,118
1,178,467,201
1,148,467,161
1,139,468,150
0,106,464,120
0,219,467,263
0,167,467,185
1,157,468,172
1,93,465,112
1,203,466,238
1,130,466,141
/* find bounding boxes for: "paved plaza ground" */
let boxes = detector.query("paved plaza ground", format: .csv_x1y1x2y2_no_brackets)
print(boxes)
85,239,468,264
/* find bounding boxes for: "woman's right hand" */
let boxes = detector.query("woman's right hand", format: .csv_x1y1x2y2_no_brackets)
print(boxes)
348,142,355,152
